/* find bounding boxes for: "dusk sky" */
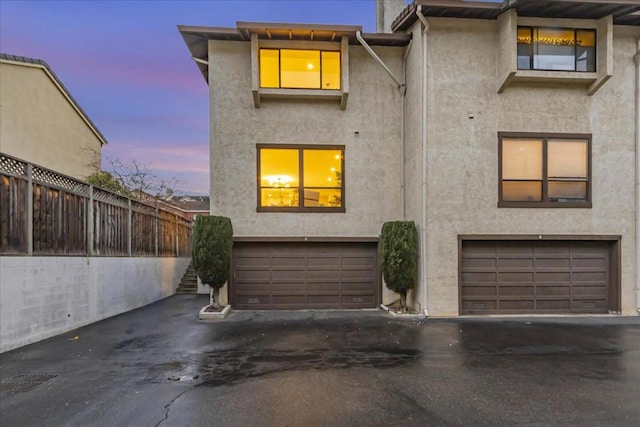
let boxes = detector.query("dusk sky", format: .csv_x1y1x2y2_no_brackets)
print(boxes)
0,0,388,195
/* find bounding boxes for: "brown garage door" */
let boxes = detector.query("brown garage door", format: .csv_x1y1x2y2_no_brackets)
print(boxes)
460,240,615,315
231,242,379,309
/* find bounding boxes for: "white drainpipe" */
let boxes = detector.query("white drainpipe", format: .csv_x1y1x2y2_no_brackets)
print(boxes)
635,38,640,313
416,6,429,317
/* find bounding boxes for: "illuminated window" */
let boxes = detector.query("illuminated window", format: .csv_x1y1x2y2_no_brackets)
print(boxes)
258,145,344,212
499,134,591,208
259,49,341,90
517,27,596,72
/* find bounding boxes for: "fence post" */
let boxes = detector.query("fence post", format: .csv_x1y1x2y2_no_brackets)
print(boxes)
155,206,159,257
88,185,94,256
174,214,179,256
26,163,33,255
127,198,132,256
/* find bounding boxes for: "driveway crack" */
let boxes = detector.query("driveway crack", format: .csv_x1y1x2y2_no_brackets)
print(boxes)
155,388,190,427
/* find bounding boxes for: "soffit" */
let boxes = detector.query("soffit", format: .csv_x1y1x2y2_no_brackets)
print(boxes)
178,23,412,83
392,0,640,31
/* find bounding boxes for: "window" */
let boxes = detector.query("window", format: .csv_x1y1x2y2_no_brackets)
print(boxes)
517,27,596,72
257,145,344,212
499,133,591,208
259,49,341,90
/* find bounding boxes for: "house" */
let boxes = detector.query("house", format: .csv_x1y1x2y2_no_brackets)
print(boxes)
164,195,210,221
179,0,640,316
0,53,107,180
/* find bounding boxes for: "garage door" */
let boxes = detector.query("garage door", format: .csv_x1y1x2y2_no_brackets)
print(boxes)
460,240,614,315
231,242,379,309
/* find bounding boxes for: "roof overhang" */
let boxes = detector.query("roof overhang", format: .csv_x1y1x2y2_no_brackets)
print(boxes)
392,0,640,31
178,22,412,83
0,53,108,146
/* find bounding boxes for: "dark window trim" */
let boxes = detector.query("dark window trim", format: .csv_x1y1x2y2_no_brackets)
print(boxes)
498,132,592,208
256,144,346,213
516,26,597,73
259,48,342,90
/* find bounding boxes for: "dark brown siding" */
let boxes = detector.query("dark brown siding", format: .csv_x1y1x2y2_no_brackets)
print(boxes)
231,242,379,309
460,240,616,315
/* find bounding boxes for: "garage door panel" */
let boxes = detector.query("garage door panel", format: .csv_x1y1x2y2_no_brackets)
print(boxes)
497,244,533,255
536,272,571,282
236,270,270,281
341,269,375,280
307,281,341,291
462,272,496,283
307,269,340,280
498,272,533,282
341,256,376,267
461,240,613,314
536,299,571,310
572,258,608,268
343,281,380,292
341,294,375,305
232,242,378,309
572,271,607,282
536,258,570,269
461,285,497,297
499,300,535,310
462,300,498,311
499,285,534,296
462,257,496,269
235,256,270,268
307,256,340,267
498,258,533,269
536,285,571,296
271,257,306,267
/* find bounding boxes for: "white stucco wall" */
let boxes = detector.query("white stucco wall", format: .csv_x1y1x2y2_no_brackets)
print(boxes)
406,18,639,316
0,61,103,180
0,256,190,353
208,41,405,238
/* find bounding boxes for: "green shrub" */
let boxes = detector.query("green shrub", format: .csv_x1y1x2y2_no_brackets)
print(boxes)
192,215,233,307
379,221,418,312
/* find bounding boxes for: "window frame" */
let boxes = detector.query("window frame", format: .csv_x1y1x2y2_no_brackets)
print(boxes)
259,48,342,90
256,144,346,213
498,132,592,208
516,26,597,73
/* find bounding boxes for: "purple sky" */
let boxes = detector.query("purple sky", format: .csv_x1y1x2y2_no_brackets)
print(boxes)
0,0,384,195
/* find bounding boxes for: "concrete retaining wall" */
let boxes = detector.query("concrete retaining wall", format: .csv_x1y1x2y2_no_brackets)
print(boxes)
0,256,191,353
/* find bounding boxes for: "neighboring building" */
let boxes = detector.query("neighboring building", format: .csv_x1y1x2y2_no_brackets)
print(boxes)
164,195,210,220
0,53,107,180
179,0,640,316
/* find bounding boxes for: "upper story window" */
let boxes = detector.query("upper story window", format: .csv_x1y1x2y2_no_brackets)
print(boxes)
517,27,596,72
499,133,591,208
257,145,344,213
259,49,341,90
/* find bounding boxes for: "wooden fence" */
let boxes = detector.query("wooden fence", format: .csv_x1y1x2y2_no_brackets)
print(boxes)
0,153,192,256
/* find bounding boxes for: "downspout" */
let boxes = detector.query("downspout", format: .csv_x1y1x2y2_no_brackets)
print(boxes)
416,6,429,317
635,38,640,313
355,32,408,215
401,39,413,219
356,31,404,89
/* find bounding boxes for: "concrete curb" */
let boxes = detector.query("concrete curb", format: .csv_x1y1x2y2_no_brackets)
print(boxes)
380,304,427,320
199,304,232,320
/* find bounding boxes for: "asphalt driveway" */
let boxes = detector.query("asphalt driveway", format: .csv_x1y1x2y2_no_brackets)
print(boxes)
1,295,639,426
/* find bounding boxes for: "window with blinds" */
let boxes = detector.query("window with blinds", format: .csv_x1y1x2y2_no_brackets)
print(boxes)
499,134,591,207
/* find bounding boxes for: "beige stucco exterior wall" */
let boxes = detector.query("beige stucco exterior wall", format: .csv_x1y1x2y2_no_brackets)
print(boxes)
413,18,639,316
0,61,103,180
208,40,404,238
